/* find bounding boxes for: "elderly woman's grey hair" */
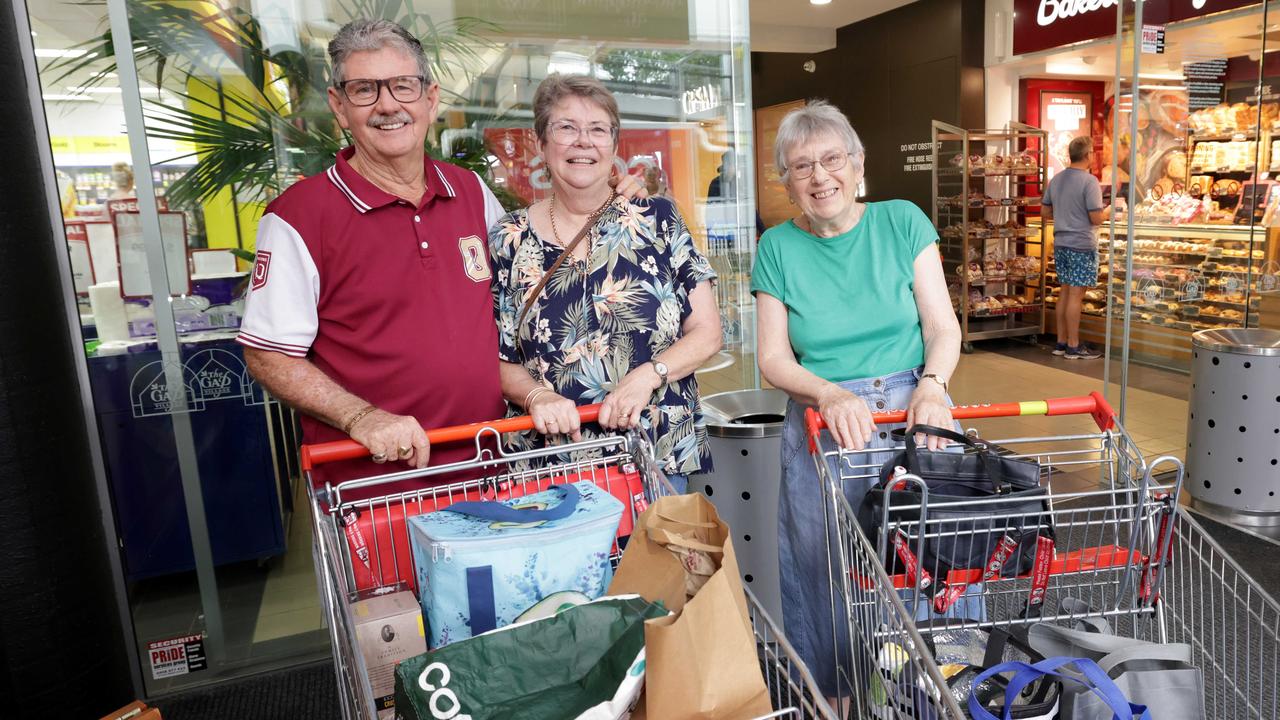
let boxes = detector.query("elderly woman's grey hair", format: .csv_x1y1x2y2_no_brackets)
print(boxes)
328,19,433,85
774,100,865,180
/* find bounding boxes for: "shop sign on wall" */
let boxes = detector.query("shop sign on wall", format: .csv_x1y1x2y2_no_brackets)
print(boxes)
1014,0,1258,55
900,141,933,173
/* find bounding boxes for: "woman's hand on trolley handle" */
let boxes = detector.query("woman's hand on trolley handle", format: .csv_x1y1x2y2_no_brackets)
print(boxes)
528,390,583,441
905,380,954,451
348,408,431,468
817,385,876,451
598,365,661,430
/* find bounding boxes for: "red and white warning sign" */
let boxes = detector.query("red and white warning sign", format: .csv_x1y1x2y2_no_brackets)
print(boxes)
147,633,207,679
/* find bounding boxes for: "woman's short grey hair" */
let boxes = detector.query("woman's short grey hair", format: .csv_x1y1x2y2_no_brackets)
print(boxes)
328,19,433,85
774,100,865,180
532,74,621,142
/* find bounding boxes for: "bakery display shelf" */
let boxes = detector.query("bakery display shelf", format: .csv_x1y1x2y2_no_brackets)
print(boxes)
1191,130,1263,142
1098,222,1262,240
1104,247,1216,257
938,196,1041,210
968,303,1042,318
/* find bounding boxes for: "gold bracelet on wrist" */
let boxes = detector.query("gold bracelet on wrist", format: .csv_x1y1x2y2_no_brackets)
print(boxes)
524,386,549,409
342,404,377,435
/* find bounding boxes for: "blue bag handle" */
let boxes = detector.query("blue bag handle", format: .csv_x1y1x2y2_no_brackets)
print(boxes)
442,484,579,524
967,656,1152,720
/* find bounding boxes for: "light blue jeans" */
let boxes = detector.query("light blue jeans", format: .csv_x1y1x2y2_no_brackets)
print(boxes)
777,366,984,698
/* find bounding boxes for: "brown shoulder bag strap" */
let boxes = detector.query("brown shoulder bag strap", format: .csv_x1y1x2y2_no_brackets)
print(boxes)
514,194,615,343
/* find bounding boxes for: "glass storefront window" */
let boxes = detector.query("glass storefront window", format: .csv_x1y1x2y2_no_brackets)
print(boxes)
29,0,755,694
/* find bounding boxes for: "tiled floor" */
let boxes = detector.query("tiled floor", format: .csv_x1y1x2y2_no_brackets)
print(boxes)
252,481,322,644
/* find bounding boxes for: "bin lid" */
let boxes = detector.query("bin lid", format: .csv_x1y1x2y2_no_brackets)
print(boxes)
702,389,789,438
1191,328,1280,357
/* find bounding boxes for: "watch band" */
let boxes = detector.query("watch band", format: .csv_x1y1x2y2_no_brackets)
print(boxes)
921,373,948,394
650,359,669,384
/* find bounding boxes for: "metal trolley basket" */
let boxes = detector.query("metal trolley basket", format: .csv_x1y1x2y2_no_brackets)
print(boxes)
803,392,1280,719
302,406,837,720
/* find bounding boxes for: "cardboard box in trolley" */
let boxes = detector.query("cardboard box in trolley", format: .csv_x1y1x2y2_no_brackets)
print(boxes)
350,585,426,719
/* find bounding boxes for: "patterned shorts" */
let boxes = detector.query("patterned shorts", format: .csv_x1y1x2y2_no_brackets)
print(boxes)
1054,246,1099,287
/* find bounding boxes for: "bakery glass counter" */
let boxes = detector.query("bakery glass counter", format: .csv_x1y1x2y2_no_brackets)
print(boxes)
1040,219,1280,371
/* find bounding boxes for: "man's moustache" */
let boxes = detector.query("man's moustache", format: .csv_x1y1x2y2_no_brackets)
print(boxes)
368,113,412,128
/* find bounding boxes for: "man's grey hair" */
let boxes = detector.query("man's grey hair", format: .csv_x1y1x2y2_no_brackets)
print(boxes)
328,19,433,85
774,100,865,180
1068,135,1093,163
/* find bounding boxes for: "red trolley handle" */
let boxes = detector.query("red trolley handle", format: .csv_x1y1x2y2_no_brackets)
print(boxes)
300,404,603,472
804,391,1116,454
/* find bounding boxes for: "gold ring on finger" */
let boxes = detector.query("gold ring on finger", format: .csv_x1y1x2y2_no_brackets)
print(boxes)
371,452,387,463
398,446,412,458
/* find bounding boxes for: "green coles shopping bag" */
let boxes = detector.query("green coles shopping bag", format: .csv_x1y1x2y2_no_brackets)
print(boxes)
394,595,667,720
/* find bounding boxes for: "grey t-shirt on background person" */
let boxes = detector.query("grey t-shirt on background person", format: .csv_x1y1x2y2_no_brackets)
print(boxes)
1042,167,1103,250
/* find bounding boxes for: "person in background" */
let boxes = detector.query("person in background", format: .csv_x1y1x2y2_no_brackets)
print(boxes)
1044,135,1109,360
109,162,135,199
752,99,965,703
489,74,722,492
643,164,671,199
707,150,767,236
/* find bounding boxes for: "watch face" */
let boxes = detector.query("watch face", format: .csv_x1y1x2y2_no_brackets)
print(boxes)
654,361,668,376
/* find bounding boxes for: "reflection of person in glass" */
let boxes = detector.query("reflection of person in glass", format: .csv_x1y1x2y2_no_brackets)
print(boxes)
488,74,723,490
751,100,964,702
707,150,766,236
109,162,134,199
237,19,512,481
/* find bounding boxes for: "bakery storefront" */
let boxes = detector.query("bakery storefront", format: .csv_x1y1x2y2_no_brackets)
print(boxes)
986,0,1280,372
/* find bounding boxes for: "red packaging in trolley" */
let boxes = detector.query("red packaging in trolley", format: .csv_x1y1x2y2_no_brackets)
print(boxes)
341,464,646,594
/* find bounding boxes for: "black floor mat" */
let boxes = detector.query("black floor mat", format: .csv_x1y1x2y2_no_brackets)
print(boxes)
154,661,340,720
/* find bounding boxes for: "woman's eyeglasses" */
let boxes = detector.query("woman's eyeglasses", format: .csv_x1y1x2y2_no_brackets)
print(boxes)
547,120,617,147
335,75,427,106
787,152,854,180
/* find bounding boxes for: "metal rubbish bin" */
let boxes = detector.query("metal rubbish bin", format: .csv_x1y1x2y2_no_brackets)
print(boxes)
1187,328,1280,535
699,389,789,624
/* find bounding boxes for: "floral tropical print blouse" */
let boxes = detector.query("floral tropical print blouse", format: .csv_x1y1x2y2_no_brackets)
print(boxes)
488,195,717,475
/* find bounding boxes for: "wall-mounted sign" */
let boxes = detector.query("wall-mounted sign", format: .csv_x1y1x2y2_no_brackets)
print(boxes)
1014,0,1258,56
1040,91,1094,180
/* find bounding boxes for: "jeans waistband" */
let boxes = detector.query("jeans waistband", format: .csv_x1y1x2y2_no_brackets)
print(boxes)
833,366,922,395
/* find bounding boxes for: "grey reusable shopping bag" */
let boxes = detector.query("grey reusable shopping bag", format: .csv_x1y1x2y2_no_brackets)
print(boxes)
1026,607,1205,720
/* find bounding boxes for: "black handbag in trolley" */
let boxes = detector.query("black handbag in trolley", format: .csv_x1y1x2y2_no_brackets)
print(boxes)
864,425,1054,609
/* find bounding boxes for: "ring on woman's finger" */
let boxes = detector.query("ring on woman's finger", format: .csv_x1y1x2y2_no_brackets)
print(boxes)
371,452,387,463
398,446,412,459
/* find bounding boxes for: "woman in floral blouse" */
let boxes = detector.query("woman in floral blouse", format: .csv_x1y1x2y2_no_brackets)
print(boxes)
488,74,723,490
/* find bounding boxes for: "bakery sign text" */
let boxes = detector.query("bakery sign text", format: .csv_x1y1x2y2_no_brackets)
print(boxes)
1016,0,1255,55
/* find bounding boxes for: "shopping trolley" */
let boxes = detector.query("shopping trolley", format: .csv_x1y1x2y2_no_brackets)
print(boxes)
803,392,1280,718
302,405,837,720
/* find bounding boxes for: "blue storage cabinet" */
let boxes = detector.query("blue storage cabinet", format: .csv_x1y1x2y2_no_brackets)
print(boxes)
88,339,285,580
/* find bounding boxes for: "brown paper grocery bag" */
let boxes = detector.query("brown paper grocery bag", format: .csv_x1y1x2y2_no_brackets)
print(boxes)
608,493,772,719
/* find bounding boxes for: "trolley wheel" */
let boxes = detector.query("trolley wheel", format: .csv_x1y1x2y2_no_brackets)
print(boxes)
962,342,975,354
1028,334,1039,345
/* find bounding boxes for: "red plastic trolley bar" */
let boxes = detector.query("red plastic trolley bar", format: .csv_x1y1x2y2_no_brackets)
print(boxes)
301,404,603,472
803,391,1116,453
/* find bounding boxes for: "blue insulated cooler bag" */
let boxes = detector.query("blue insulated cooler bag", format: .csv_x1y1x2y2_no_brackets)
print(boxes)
407,481,624,648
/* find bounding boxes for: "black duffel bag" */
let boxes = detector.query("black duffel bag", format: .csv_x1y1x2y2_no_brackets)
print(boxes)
863,425,1052,593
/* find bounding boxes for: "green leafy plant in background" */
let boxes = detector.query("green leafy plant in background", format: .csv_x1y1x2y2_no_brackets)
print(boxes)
44,0,510,210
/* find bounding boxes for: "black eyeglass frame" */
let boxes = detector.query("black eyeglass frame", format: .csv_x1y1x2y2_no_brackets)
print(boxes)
334,75,429,106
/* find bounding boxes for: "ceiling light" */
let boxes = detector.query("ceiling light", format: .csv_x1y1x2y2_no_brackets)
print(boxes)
35,48,89,58
43,94,96,102
810,0,832,5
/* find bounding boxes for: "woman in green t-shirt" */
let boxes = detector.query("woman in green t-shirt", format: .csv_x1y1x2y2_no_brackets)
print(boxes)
751,100,966,703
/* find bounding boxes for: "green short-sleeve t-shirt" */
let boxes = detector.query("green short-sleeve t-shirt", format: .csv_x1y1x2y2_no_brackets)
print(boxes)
751,199,937,383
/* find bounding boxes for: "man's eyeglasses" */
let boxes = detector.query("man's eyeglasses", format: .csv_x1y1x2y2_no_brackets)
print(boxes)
787,152,854,180
335,75,427,107
547,120,617,147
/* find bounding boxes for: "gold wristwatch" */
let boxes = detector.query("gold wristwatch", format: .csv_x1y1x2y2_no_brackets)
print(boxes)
921,373,948,394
